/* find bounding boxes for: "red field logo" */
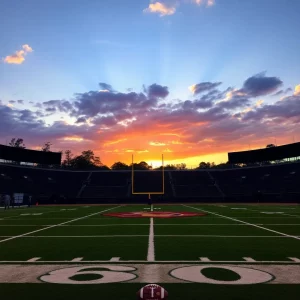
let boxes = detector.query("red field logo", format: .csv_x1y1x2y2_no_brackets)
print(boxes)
103,211,206,218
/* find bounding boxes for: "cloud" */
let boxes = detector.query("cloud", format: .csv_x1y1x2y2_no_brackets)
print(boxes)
22,44,33,52
240,72,283,97
1,72,299,167
149,141,166,146
17,100,24,104
99,83,114,92
294,84,300,96
9,100,16,104
143,2,176,16
75,117,87,124
189,82,222,95
42,100,74,113
241,95,300,122
192,0,215,6
272,87,292,97
73,89,157,118
3,44,33,65
147,83,169,98
144,0,215,17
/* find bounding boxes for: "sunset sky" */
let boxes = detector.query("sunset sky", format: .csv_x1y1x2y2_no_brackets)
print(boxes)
0,0,300,168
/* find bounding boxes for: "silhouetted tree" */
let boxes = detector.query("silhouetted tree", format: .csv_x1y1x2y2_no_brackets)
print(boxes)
176,163,186,170
199,162,210,169
266,144,276,148
62,150,73,167
9,138,25,148
111,162,130,170
131,161,151,170
41,142,52,152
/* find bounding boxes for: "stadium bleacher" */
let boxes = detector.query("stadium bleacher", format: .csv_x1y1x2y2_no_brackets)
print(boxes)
1,162,300,204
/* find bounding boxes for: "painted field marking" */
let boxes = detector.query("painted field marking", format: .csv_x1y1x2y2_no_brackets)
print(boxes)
0,259,300,264
182,205,300,241
2,223,300,227
147,218,155,262
33,213,43,216
243,257,256,262
261,212,284,214
288,257,300,262
199,257,211,262
20,214,30,216
283,213,300,218
27,257,41,262
110,257,121,262
0,205,123,244
0,235,298,238
71,257,83,262
231,208,247,210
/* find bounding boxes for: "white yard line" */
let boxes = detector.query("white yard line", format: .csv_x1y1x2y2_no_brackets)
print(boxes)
0,206,123,244
0,235,297,238
0,259,299,264
147,218,155,261
182,205,300,241
26,257,41,262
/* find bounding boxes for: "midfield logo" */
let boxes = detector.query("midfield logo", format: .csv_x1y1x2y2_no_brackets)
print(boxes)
103,211,206,218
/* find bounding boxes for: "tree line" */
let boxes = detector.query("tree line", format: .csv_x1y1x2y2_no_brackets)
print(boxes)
5,138,282,170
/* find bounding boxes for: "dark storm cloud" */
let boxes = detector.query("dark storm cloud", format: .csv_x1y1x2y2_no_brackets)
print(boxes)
147,83,169,99
190,82,222,95
240,72,283,97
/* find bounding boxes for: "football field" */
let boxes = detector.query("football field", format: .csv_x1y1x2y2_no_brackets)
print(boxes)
1,203,300,299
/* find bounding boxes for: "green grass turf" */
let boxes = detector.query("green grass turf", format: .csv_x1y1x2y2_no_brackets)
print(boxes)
1,204,300,300
1,283,300,300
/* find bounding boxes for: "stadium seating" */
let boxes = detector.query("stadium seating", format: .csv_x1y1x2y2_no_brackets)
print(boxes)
80,171,130,199
1,162,300,203
170,171,221,198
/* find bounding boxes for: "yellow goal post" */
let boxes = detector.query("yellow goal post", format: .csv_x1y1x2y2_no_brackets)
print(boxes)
131,154,165,199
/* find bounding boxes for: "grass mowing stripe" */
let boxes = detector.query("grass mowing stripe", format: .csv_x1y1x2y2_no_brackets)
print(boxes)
0,205,123,244
182,205,300,241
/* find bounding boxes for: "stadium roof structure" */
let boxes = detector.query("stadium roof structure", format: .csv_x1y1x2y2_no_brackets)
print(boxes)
0,144,61,165
228,142,300,164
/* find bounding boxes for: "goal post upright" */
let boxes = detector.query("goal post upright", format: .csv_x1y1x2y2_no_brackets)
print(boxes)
131,154,165,195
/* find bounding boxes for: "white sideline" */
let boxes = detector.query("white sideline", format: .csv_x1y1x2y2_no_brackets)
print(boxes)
0,206,123,244
147,217,155,261
182,205,300,241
